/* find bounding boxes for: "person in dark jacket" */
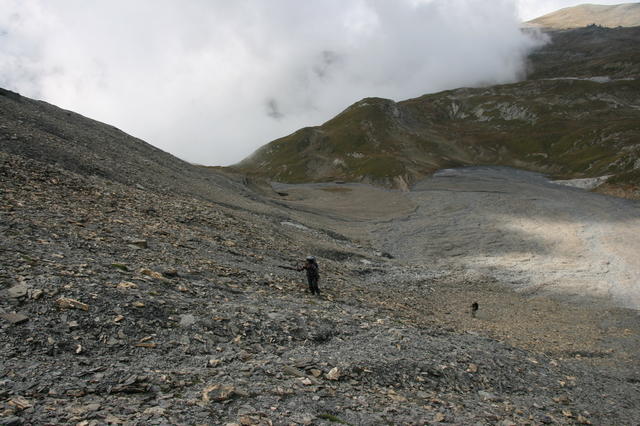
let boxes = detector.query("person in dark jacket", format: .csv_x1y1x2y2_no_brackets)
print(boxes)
298,256,320,295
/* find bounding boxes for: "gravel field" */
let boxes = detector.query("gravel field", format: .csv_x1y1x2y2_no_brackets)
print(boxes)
372,166,640,310
2,89,640,424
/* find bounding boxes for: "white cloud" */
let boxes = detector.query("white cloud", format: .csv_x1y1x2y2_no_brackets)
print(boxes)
0,0,547,165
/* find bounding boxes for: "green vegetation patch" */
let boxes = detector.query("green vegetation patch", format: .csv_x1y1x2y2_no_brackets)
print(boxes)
607,168,640,186
236,68,640,189
111,263,129,271
342,155,404,178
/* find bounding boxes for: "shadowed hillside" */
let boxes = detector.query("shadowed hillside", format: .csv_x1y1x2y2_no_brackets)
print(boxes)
527,25,640,79
0,87,254,208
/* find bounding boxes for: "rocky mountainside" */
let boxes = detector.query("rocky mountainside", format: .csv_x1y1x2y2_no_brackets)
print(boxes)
0,87,257,209
236,25,640,195
525,2,640,29
3,86,640,424
526,25,640,80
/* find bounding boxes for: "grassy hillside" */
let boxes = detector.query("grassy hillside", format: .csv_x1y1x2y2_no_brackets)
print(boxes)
527,25,640,80
236,26,640,193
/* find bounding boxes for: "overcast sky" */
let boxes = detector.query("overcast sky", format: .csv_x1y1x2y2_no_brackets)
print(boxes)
0,0,635,165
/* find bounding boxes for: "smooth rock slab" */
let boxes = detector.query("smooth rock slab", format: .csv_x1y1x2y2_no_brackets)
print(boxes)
7,285,28,299
0,312,29,324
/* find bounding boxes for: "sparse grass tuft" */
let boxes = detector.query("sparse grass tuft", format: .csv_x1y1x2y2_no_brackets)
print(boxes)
111,263,129,271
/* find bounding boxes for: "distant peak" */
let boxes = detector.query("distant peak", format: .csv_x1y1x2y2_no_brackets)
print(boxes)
525,3,640,29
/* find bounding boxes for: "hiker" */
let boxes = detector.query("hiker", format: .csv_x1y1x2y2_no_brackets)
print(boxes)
471,302,479,318
298,256,320,295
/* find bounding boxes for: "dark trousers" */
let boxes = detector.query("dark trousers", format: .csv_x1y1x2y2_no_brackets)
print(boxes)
307,276,320,295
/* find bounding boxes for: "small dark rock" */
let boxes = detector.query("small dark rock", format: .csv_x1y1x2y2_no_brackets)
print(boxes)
162,269,179,278
0,416,23,426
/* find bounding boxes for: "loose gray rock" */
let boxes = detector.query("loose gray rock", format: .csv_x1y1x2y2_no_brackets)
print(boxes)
7,285,28,299
179,314,197,327
0,312,29,324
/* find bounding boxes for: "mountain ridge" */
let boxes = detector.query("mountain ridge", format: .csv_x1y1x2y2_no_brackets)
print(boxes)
236,25,640,197
525,2,640,29
0,87,280,214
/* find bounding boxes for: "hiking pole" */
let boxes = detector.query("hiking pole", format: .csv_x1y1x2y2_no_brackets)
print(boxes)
277,265,299,271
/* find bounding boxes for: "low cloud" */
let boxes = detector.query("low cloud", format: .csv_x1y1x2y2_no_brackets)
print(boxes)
0,0,546,165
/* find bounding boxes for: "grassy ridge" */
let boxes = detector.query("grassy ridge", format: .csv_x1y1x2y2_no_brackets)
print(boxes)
235,27,640,193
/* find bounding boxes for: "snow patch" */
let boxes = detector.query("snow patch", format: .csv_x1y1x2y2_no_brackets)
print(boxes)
281,221,310,231
333,158,347,167
552,175,611,190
